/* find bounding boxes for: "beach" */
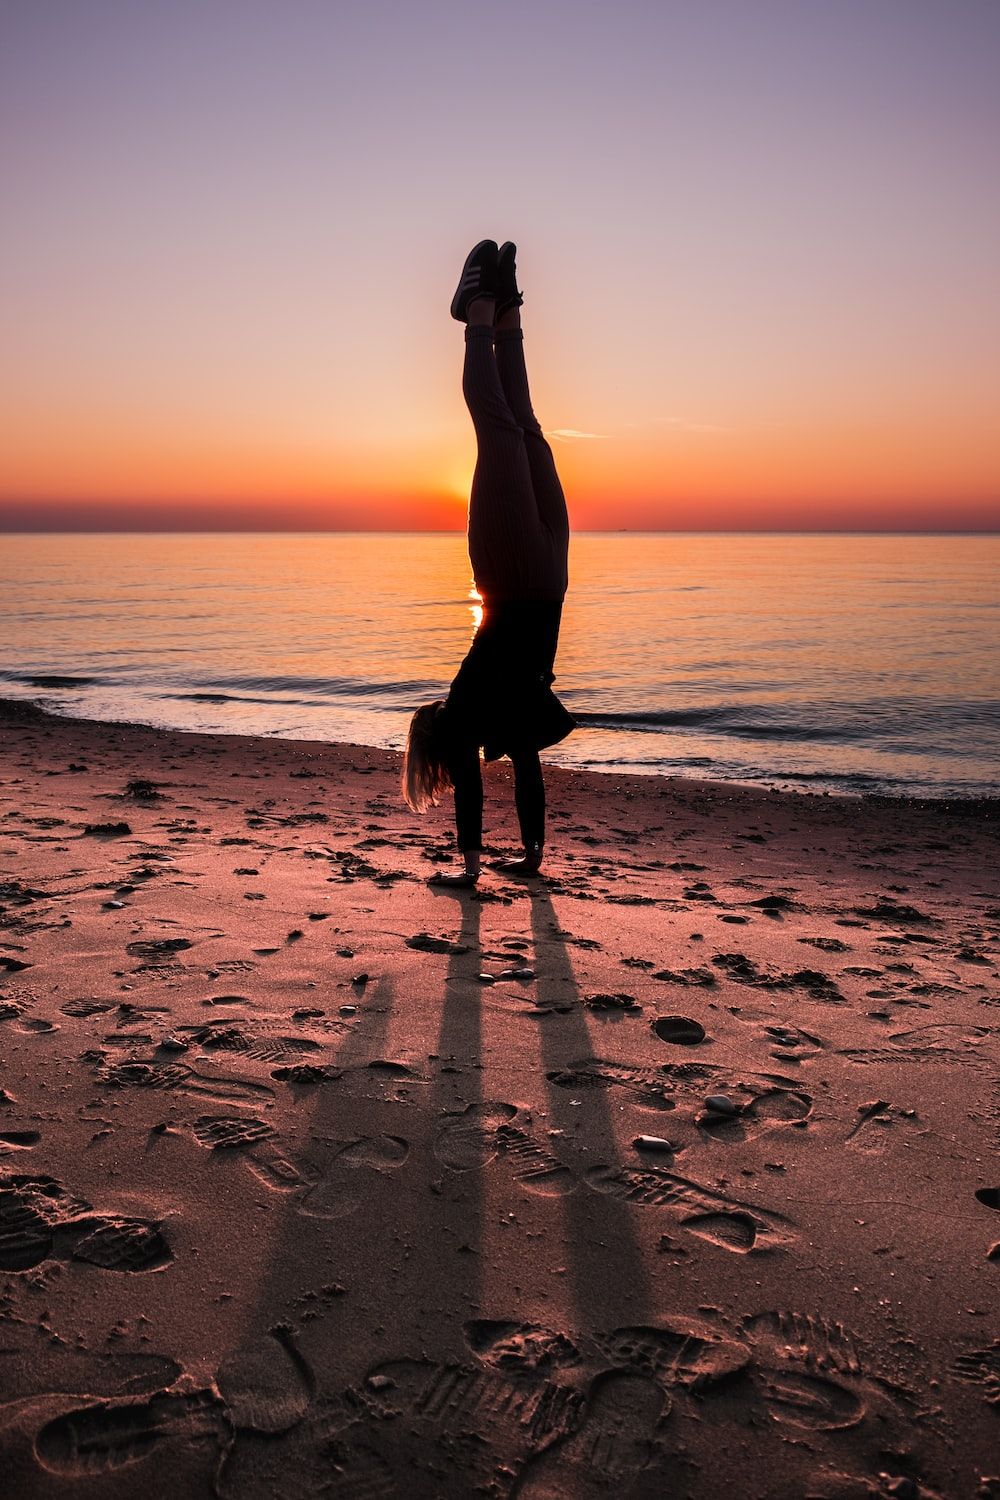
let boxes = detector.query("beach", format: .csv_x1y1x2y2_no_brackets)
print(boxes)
1,696,998,1499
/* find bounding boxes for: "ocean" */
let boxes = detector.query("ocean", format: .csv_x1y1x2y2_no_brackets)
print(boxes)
1,532,997,798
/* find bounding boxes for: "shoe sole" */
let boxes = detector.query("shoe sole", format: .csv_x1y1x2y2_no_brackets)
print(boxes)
451,239,495,321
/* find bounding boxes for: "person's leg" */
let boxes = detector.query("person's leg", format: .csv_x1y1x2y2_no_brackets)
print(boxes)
463,325,547,600
430,735,482,887
493,316,569,560
513,749,545,854
462,321,523,449
492,749,545,875
492,312,538,431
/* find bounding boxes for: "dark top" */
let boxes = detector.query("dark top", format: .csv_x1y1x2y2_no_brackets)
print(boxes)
439,599,576,763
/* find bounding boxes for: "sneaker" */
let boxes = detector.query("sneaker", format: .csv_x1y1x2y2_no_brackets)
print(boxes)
495,241,523,320
450,239,499,322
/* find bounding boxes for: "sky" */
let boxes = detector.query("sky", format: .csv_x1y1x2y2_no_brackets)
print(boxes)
1,0,998,532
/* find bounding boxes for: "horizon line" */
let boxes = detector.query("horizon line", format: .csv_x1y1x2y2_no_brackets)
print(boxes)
2,527,998,538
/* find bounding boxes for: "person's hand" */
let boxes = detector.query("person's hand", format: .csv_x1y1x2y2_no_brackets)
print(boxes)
488,856,542,878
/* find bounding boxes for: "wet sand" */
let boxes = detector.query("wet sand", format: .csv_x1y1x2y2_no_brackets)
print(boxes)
1,697,998,1499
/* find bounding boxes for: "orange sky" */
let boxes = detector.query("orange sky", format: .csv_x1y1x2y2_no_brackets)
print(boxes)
2,1,998,531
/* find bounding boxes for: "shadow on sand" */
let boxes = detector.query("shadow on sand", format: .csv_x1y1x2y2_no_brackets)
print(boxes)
28,881,666,1499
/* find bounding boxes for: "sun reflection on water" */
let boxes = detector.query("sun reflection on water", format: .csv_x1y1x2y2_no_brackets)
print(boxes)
468,586,483,633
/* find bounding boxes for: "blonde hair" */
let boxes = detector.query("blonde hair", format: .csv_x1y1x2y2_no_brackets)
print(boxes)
401,700,451,813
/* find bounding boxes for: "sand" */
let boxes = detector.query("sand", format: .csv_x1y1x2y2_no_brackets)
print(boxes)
0,696,998,1500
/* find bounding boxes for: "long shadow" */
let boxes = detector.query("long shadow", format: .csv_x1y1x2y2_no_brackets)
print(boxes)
529,882,652,1335
237,887,487,1358
276,962,396,1163
226,966,397,1319
183,961,428,1496
426,887,485,1322
35,879,657,1498
210,885,492,1500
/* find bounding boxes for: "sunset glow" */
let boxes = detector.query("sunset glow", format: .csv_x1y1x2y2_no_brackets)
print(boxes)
1,0,998,532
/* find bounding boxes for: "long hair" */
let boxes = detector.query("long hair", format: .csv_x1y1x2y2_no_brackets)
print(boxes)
401,700,451,813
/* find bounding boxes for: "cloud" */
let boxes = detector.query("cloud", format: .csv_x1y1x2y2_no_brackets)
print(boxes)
544,416,732,443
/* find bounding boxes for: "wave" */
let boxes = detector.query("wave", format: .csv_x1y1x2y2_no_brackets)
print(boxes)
2,670,440,704
185,672,437,699
4,673,102,688
162,690,413,711
161,680,1000,741
573,697,1000,745
7,664,998,751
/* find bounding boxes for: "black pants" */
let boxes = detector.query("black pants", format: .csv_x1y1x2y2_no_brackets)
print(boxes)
463,324,569,604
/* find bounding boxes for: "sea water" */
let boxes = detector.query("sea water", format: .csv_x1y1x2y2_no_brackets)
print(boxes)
1,532,997,798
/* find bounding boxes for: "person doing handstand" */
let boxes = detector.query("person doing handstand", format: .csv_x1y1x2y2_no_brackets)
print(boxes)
402,239,575,888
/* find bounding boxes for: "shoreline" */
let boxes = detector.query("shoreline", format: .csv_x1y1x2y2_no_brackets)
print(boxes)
1,686,999,1497
2,694,996,819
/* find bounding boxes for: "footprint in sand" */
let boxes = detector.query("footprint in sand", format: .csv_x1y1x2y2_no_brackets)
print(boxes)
435,1102,575,1195
846,1101,923,1154
34,1389,225,1477
697,1086,812,1144
798,935,852,953
186,1113,407,1211
740,1310,917,1433
362,1356,581,1489
951,1339,1000,1407
192,1115,276,1151
220,1386,370,1500
0,1171,172,1274
599,1320,751,1392
71,1217,174,1272
0,1338,181,1404
99,1059,274,1104
32,1329,313,1486
584,1162,789,1253
60,999,117,1017
750,1362,864,1431
548,1057,714,1112
216,1417,391,1500
761,1023,825,1060
464,1320,580,1376
838,1023,994,1071
216,1324,315,1433
186,1025,325,1064
188,1114,304,1193
512,1370,666,1498
433,1103,516,1169
683,1210,761,1251
125,937,193,960
296,1135,409,1220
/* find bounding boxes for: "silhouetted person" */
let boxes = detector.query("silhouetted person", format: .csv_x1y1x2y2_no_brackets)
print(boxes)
402,240,574,887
